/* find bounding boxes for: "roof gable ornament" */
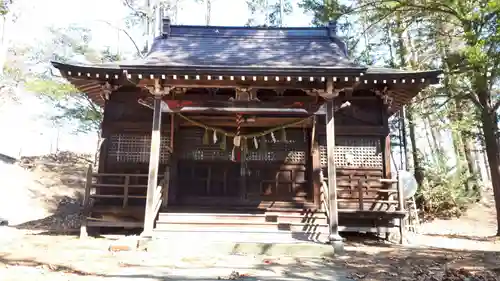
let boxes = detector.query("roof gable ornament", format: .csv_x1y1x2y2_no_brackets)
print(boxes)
162,17,171,38
327,20,348,57
305,77,341,100
101,82,118,100
230,87,260,102
328,20,337,37
146,78,172,96
374,86,393,108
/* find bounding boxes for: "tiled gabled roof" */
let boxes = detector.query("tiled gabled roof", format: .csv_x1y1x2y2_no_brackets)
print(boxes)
131,25,362,71
50,22,442,113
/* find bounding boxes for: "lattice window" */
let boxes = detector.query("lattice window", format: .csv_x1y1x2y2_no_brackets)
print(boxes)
246,129,308,164
178,128,232,161
108,134,171,163
319,135,382,168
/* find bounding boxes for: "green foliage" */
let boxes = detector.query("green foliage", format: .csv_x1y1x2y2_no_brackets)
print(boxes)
0,0,12,16
245,0,293,26
24,79,102,133
298,0,347,25
25,79,75,99
298,0,499,220
298,0,378,63
19,25,119,134
417,155,477,219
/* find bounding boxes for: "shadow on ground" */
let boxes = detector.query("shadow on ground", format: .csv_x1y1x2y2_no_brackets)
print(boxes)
4,151,92,232
1,236,499,280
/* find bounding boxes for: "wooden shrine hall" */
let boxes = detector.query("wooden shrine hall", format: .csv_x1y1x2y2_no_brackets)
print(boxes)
51,19,441,244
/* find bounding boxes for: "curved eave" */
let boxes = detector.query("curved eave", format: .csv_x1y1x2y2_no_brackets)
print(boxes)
63,75,106,107
51,61,367,77
52,60,442,113
355,69,442,114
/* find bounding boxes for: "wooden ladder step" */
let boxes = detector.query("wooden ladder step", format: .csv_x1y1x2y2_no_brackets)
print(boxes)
157,213,327,224
93,183,148,188
90,194,146,199
155,221,329,232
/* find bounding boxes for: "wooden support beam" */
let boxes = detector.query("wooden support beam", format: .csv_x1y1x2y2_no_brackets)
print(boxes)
381,106,392,179
169,114,179,205
325,99,343,252
142,95,163,237
311,117,321,208
396,171,406,244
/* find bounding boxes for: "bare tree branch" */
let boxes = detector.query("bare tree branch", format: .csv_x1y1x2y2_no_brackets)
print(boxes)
97,20,144,58
122,0,149,19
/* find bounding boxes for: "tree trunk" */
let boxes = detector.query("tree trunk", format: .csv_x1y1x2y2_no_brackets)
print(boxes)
422,114,438,160
428,116,444,160
462,132,480,197
475,75,500,235
407,106,424,186
392,14,423,186
479,107,500,235
205,0,212,25
94,134,103,168
450,98,467,180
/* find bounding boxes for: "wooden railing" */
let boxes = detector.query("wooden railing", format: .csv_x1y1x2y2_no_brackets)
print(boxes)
319,170,405,214
146,167,170,231
82,166,169,211
80,165,170,238
80,164,94,238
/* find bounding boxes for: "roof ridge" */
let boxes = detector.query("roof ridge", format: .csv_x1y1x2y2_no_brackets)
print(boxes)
169,24,325,30
161,34,332,39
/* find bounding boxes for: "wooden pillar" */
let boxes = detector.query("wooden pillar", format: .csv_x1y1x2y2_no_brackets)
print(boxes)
381,108,391,179
311,131,322,208
240,145,248,201
397,171,406,244
169,113,179,205
325,99,343,251
142,95,162,237
97,99,110,173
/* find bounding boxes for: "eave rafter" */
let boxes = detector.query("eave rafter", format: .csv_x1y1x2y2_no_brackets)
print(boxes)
61,67,436,88
56,64,441,115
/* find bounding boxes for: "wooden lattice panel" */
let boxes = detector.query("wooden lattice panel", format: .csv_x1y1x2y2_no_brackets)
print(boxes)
178,128,232,161
319,135,382,168
246,129,308,164
108,134,171,163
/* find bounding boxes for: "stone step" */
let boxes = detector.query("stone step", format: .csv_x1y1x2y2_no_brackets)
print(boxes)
145,237,335,256
153,228,330,244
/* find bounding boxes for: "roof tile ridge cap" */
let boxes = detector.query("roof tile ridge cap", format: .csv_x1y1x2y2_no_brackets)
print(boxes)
173,33,330,40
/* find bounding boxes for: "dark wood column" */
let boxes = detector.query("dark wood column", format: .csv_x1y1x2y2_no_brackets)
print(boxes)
325,98,343,251
142,95,163,237
168,113,179,205
311,116,322,208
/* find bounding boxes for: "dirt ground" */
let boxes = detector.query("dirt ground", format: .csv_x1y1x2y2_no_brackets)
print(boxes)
0,153,499,280
1,198,499,281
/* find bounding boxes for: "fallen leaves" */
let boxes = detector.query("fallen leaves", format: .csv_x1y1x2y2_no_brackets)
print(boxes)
217,270,251,280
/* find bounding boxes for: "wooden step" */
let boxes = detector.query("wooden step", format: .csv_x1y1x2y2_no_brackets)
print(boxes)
155,221,329,232
157,212,327,224
169,201,319,210
93,183,147,188
90,194,146,199
165,206,324,214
